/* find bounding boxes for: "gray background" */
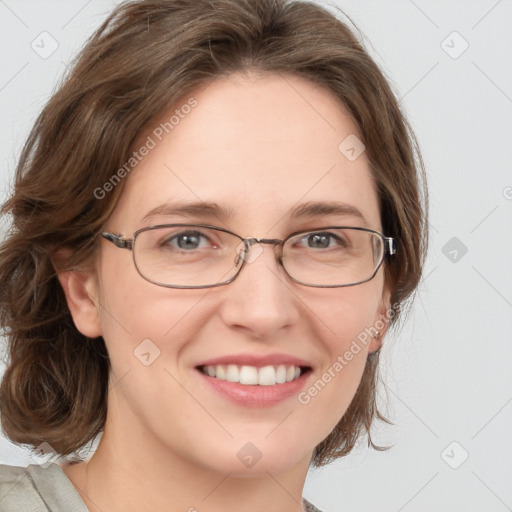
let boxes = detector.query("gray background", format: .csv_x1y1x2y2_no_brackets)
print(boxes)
1,1,511,511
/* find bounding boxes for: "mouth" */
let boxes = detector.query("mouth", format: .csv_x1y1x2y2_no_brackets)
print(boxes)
194,353,314,407
197,364,311,386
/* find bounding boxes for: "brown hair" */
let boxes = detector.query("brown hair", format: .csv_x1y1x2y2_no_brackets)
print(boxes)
0,0,427,466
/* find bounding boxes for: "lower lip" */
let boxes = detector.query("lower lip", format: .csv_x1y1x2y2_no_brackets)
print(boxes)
197,370,311,408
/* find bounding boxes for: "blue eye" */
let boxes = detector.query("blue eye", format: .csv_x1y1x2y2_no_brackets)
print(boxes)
298,232,350,249
162,231,212,250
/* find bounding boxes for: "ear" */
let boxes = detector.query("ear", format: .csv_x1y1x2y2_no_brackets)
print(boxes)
368,286,392,354
53,250,102,338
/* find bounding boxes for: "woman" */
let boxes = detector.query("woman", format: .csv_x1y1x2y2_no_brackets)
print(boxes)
0,0,427,510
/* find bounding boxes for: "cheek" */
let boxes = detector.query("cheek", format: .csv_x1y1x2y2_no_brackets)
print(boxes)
297,283,383,429
95,254,197,373
307,278,383,353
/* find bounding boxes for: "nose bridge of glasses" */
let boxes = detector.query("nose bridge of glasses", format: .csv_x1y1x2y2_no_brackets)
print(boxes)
250,237,282,246
247,237,282,254
234,237,283,266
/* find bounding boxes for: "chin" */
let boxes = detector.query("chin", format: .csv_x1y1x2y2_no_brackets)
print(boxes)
189,436,314,477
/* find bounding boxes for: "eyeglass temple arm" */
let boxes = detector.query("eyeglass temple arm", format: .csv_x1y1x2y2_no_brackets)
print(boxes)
385,237,397,256
101,232,134,250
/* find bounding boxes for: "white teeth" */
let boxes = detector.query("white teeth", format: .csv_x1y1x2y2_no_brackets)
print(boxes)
200,364,305,386
239,365,258,385
258,365,276,386
226,364,239,382
216,365,226,380
276,365,287,384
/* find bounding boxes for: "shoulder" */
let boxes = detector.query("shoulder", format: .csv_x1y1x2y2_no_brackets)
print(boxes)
0,463,88,512
0,464,46,511
303,497,325,512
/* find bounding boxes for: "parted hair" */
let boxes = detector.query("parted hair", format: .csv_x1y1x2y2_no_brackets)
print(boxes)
0,0,427,466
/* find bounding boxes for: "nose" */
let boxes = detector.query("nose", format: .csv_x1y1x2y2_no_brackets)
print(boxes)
218,239,300,340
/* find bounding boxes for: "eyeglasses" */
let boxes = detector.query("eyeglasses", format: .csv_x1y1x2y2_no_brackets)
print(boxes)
101,224,397,289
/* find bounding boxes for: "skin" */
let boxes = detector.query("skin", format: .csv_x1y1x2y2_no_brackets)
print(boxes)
58,71,391,512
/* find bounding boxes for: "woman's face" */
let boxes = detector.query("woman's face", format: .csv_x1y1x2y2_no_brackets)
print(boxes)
80,72,390,475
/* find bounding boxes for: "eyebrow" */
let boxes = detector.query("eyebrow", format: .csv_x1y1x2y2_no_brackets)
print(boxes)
142,201,234,223
292,201,367,224
141,200,368,225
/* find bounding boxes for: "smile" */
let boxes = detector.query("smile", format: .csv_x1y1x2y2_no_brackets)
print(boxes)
198,364,306,386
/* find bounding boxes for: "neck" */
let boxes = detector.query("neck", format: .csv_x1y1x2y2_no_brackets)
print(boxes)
62,389,312,512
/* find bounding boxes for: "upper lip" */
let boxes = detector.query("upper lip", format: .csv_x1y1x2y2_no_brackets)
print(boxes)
196,353,312,369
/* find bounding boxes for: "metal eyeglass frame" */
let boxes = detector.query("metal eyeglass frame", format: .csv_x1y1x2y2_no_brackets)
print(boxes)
101,223,397,289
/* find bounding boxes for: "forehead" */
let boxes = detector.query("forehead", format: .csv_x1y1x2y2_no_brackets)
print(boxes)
109,72,381,234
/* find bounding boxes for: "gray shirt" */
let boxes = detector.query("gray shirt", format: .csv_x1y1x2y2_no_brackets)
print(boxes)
0,463,323,511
